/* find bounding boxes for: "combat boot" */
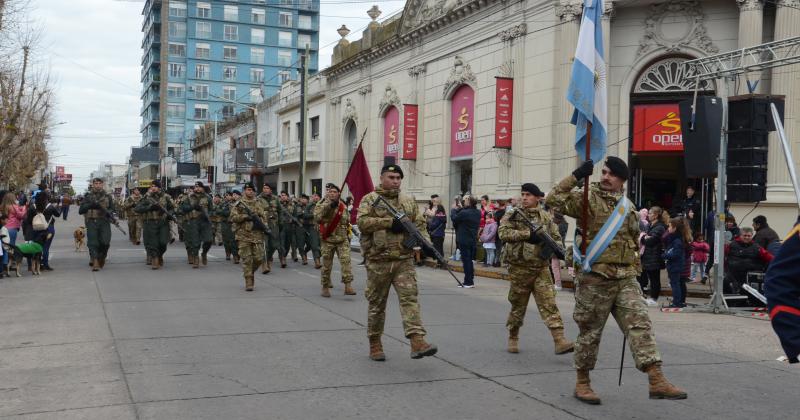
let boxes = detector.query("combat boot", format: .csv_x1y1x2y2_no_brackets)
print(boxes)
146,255,152,265
314,258,321,269
91,259,100,272
151,256,160,270
186,250,192,264
245,275,254,292
201,251,208,266
409,334,438,359
508,327,520,353
159,256,165,268
302,255,308,265
192,255,200,269
261,261,270,274
550,328,575,355
574,369,601,404
369,336,386,361
321,286,331,298
280,256,287,268
233,254,240,264
99,257,106,269
646,363,687,400
344,283,356,295
225,251,231,261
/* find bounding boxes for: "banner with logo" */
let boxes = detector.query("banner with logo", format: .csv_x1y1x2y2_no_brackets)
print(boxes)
632,103,683,152
450,85,474,158
403,104,418,160
383,106,400,159
495,77,513,149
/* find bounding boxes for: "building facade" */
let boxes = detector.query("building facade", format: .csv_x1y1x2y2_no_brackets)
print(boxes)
140,0,321,163
320,0,800,235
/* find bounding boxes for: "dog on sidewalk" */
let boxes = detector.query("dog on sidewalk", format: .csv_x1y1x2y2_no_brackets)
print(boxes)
10,231,50,277
74,226,86,252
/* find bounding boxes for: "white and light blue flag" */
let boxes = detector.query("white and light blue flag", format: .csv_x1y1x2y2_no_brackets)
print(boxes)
567,0,607,163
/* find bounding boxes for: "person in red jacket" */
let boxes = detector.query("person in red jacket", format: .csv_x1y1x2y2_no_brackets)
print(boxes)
724,227,773,294
690,233,710,284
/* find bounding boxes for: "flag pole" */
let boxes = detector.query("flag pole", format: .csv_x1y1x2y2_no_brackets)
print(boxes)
581,122,592,255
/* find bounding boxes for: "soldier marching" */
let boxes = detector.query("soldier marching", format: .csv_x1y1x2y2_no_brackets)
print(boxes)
135,180,175,270
230,182,269,291
314,183,354,297
79,177,115,272
122,187,143,245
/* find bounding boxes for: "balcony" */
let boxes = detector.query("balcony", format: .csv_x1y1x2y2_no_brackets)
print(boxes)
141,73,160,94
142,12,161,33
267,141,320,168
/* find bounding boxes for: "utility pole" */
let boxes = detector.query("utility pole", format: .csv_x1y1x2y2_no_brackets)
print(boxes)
298,47,309,196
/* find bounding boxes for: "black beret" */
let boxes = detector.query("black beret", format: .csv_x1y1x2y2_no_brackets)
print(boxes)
195,181,205,188
381,164,404,179
232,190,242,195
243,182,255,191
604,156,629,181
521,183,545,197
300,194,309,199
325,182,340,192
151,180,161,188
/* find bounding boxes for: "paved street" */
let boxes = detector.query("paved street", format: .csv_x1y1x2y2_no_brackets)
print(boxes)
0,212,796,420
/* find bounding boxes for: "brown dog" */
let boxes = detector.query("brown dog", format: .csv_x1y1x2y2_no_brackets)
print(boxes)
74,226,86,252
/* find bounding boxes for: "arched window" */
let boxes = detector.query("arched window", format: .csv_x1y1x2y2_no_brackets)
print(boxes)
633,57,712,94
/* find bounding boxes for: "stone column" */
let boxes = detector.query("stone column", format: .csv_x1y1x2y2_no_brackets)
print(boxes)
737,0,764,93
767,0,800,201
552,1,583,183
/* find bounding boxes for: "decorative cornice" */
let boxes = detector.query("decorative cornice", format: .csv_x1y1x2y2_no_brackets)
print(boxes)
342,98,357,123
407,64,427,77
555,1,582,23
329,97,342,106
498,23,527,41
637,1,719,57
736,0,764,11
378,84,401,112
776,0,800,8
358,85,372,95
443,55,477,99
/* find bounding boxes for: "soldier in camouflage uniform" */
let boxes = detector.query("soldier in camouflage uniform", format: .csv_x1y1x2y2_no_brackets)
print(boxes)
278,191,297,266
546,157,686,404
122,188,143,245
230,183,269,291
258,184,283,273
135,180,175,270
357,165,437,361
211,194,223,246
305,193,322,269
498,183,574,355
177,182,214,268
290,195,310,265
217,191,239,263
314,183,354,297
78,178,115,271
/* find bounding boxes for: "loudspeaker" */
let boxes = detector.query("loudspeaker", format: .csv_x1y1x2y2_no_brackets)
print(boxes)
727,130,768,149
728,148,768,166
727,184,767,202
679,97,723,178
728,95,785,131
728,167,767,184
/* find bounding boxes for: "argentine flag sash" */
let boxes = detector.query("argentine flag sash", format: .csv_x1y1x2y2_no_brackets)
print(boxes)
575,195,633,272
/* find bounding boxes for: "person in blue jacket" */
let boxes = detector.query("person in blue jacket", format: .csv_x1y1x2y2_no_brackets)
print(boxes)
764,215,800,363
663,217,690,308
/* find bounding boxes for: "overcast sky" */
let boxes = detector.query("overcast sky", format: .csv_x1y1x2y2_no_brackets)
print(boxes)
37,0,405,192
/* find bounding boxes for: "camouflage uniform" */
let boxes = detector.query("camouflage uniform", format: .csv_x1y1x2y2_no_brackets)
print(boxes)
216,199,238,259
175,193,188,242
498,207,566,332
258,193,282,265
279,200,298,260
178,191,213,261
230,196,268,289
357,187,428,339
314,198,352,288
291,202,308,262
122,194,143,244
546,176,660,371
78,189,115,266
135,191,175,264
304,200,322,262
210,201,223,245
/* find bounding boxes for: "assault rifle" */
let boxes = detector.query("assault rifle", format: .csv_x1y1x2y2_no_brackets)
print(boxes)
234,201,270,234
145,197,177,223
87,199,127,235
373,195,463,287
510,209,566,260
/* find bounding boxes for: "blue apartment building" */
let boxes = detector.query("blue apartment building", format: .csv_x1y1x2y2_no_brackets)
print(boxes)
140,0,319,160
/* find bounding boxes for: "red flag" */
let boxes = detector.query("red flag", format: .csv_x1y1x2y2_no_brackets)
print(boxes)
343,143,374,223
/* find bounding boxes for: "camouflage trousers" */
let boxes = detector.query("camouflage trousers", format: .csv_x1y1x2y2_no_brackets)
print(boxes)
573,273,662,371
127,216,142,244
320,240,353,288
239,241,265,278
506,265,565,331
221,222,238,256
213,222,223,245
365,258,426,339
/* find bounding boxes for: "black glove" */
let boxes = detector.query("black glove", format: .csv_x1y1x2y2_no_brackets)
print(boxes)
390,218,405,234
330,201,338,209
194,204,203,211
572,159,594,181
527,229,542,244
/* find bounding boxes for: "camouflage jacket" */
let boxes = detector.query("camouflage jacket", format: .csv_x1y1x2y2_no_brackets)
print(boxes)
209,201,223,223
314,198,349,243
545,175,641,279
279,200,300,226
122,195,142,219
258,193,279,227
178,192,212,222
79,189,114,219
215,201,233,224
230,196,269,243
357,187,429,261
134,191,176,221
498,206,562,269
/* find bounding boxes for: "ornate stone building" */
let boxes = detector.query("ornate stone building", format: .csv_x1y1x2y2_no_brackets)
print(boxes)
321,0,800,234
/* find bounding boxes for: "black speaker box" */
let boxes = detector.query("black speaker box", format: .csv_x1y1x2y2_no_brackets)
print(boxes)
727,184,767,203
728,95,785,131
728,148,768,166
679,97,723,178
728,167,768,184
728,130,769,149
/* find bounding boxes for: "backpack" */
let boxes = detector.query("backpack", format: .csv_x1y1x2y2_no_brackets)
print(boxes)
32,212,48,231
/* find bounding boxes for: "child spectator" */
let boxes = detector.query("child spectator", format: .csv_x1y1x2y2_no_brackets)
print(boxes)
479,211,497,267
691,233,710,284
663,217,691,308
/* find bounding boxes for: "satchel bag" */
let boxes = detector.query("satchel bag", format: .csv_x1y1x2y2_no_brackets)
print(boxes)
32,213,48,231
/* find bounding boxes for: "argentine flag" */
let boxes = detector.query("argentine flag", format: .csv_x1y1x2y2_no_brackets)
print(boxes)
567,0,607,163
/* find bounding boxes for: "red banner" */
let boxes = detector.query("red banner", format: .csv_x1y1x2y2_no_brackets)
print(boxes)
343,143,374,224
632,103,684,153
402,104,418,160
450,85,474,158
383,106,400,159
495,77,513,149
